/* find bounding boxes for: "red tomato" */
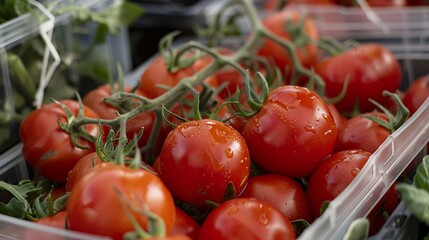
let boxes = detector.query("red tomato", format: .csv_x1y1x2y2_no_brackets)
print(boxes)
239,174,312,223
20,100,100,182
35,211,68,229
335,112,391,153
242,85,337,178
307,150,371,218
402,75,429,115
139,55,218,99
83,84,157,148
198,198,295,240
315,44,401,113
171,207,200,240
258,11,319,76
66,152,103,192
159,119,250,207
327,104,347,129
20,211,69,240
67,163,175,240
366,184,399,236
147,236,192,240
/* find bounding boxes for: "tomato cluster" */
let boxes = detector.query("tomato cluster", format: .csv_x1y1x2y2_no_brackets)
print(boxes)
12,1,429,240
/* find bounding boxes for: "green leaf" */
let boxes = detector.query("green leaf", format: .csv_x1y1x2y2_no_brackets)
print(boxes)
292,219,310,237
342,218,369,240
414,155,429,192
0,0,29,24
397,183,429,225
53,192,69,213
0,198,27,219
320,201,330,215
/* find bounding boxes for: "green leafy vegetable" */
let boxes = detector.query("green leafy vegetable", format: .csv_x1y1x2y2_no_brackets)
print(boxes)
342,218,369,240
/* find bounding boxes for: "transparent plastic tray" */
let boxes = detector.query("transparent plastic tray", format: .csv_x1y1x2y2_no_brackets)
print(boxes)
0,0,131,154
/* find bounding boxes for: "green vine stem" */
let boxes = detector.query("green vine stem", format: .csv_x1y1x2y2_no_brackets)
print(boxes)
65,0,331,155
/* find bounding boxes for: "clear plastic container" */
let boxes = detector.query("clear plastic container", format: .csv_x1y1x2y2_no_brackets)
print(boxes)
0,0,131,154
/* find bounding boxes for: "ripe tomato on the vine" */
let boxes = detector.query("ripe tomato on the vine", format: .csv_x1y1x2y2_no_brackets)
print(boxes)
402,75,429,115
159,119,250,207
66,152,103,192
335,112,391,153
138,55,218,99
67,163,176,240
258,11,319,75
83,84,157,149
20,100,100,182
171,207,200,240
198,198,295,240
242,85,337,178
239,174,312,223
315,44,401,113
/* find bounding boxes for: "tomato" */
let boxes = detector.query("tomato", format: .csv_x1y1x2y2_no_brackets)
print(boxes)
307,150,371,218
366,184,399,236
239,174,312,223
20,211,69,240
327,104,347,129
258,11,319,77
402,75,429,116
67,163,175,240
20,100,100,182
66,152,103,192
171,207,200,240
335,112,391,153
242,85,337,178
159,119,250,207
83,84,157,149
35,211,68,229
315,44,401,113
198,198,295,240
139,55,218,99
146,236,192,240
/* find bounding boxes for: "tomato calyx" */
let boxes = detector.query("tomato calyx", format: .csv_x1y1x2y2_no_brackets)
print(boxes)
0,179,68,221
316,36,360,57
362,91,410,133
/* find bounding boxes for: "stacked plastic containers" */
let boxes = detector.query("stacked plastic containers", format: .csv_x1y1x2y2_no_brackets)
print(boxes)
0,1,429,240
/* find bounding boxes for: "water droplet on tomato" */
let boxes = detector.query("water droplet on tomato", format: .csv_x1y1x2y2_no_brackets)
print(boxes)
351,167,360,177
322,113,328,119
259,212,268,225
225,148,233,158
227,206,239,214
324,129,333,135
304,125,316,134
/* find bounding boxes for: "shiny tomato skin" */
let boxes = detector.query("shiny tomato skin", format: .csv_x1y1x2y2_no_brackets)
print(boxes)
171,207,200,240
66,152,103,192
67,163,176,240
258,11,319,74
83,84,156,148
159,119,250,207
316,44,401,113
198,198,295,240
402,75,429,115
327,104,347,129
335,112,391,153
307,150,371,218
139,55,217,99
242,85,337,178
239,174,312,223
20,100,100,182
